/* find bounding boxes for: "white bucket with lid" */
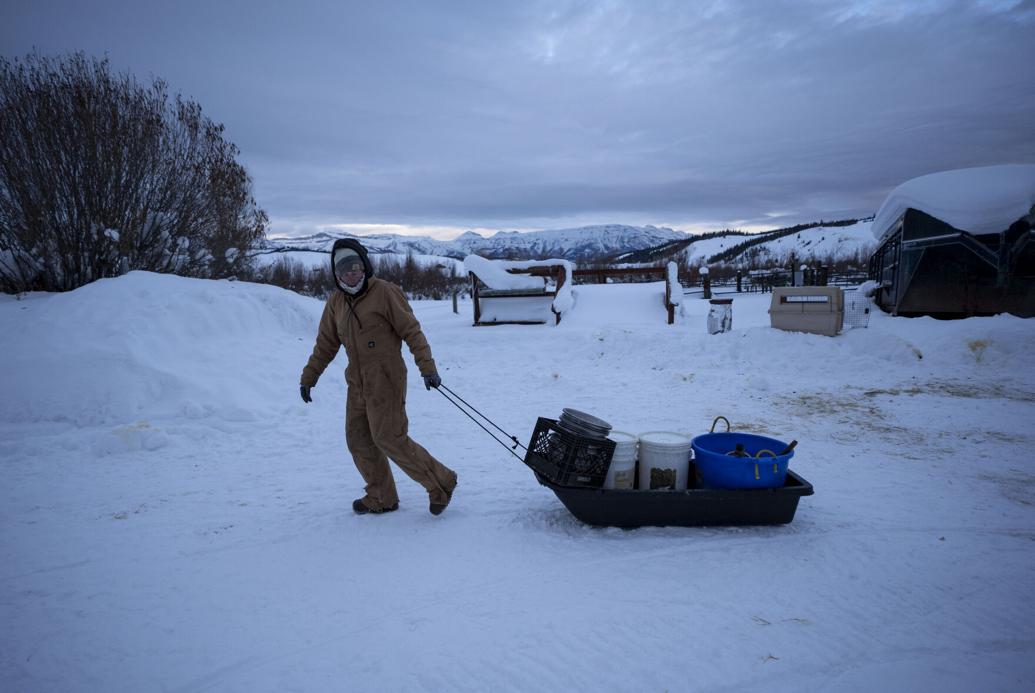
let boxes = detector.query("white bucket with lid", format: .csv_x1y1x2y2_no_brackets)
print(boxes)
604,431,638,490
637,431,693,490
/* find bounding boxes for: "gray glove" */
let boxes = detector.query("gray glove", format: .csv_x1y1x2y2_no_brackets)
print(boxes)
422,373,441,390
300,385,312,403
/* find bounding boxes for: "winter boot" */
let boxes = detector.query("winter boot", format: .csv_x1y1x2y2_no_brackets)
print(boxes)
353,498,399,515
429,475,458,516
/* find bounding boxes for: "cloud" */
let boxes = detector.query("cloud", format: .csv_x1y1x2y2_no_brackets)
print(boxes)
2,0,1033,236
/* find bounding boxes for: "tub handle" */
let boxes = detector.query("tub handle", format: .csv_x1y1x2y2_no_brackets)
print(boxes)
755,449,781,475
710,415,731,433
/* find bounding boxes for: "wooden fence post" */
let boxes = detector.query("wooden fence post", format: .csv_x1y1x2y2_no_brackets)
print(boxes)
664,277,674,325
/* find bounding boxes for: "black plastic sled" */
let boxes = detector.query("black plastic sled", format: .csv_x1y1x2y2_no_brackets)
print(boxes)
521,416,813,528
534,470,814,528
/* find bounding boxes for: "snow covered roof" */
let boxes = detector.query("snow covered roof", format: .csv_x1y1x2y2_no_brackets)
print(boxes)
872,164,1035,241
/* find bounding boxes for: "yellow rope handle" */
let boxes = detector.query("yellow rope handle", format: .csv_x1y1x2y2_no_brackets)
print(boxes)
710,415,731,433
755,449,780,475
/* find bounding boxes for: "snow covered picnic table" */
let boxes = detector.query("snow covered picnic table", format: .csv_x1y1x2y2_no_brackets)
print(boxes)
464,255,574,325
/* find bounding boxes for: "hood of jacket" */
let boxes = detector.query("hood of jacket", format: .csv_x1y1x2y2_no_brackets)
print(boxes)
330,238,374,296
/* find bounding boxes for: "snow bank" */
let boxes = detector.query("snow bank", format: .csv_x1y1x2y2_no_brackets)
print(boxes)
559,281,671,327
0,271,327,432
873,164,1035,241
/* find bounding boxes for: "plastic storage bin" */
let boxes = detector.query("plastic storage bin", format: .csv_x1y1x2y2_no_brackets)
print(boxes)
692,431,794,489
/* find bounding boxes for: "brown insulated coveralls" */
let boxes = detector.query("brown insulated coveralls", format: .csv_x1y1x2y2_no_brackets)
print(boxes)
300,277,456,510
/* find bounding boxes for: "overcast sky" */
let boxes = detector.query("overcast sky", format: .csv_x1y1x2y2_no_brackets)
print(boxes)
2,0,1034,239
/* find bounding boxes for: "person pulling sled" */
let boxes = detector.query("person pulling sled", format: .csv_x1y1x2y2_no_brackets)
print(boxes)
299,238,457,516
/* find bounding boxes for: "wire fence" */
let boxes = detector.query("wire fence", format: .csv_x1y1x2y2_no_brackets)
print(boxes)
843,288,872,329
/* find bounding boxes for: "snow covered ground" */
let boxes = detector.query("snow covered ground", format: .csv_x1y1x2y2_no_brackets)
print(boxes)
2,272,1034,692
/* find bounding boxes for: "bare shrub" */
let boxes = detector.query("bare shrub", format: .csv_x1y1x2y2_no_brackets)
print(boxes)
371,254,466,300
0,52,267,292
248,252,467,301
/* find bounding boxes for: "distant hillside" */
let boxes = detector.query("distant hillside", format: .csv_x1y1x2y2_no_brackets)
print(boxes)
619,218,877,268
705,218,868,264
252,224,689,266
614,229,751,264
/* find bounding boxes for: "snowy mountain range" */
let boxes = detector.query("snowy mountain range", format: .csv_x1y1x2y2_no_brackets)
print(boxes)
256,224,688,263
253,220,878,269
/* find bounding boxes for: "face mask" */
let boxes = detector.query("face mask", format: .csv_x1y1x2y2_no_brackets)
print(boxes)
341,278,364,295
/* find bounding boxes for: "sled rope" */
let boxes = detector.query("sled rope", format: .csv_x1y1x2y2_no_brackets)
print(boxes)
436,384,527,461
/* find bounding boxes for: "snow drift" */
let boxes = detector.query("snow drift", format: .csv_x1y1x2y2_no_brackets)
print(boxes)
3,272,1035,692
0,271,330,432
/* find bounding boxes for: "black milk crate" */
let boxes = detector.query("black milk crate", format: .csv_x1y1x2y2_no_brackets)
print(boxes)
523,417,616,488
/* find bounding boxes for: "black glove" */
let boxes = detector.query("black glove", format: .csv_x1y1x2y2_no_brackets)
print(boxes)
300,385,312,403
423,373,441,390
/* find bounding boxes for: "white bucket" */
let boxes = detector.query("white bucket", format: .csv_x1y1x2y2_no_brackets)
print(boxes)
637,431,693,490
605,431,638,490
707,299,733,334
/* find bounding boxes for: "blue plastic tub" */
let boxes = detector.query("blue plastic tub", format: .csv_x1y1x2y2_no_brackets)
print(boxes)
691,432,794,489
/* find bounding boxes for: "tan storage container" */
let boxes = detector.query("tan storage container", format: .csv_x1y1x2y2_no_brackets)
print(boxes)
769,286,844,336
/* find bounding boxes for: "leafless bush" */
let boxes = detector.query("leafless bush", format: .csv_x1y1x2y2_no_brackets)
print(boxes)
248,253,467,301
0,52,267,292
248,257,332,299
371,254,466,300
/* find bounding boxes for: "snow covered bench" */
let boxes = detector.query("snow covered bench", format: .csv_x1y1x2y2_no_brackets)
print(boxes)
464,255,574,326
570,263,682,324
